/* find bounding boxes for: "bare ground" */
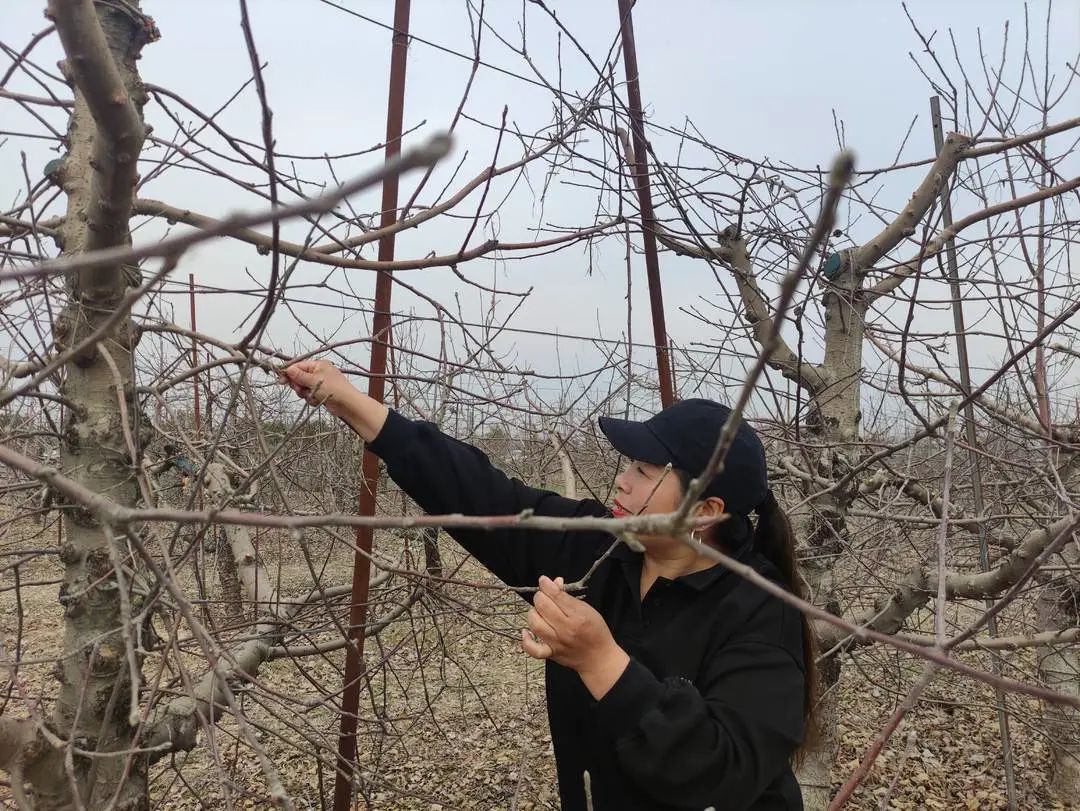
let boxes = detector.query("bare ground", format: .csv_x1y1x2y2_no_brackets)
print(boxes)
1,530,1074,810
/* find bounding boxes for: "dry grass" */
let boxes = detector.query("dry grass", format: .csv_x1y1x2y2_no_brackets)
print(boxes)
1,519,1074,810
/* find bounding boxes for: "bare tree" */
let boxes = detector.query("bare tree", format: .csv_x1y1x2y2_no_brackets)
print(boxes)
617,8,1080,804
6,2,156,806
2,2,1079,810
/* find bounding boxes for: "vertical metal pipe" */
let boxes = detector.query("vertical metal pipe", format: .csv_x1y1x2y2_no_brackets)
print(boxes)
188,272,200,436
204,349,213,430
616,0,675,408
332,2,411,808
253,526,260,622
930,95,1017,809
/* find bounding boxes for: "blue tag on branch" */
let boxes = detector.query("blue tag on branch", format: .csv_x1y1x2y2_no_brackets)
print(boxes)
822,252,845,281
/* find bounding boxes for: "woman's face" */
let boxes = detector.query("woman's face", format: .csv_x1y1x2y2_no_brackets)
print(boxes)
611,460,683,518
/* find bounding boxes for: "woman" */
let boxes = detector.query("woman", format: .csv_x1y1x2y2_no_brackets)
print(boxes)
281,360,813,811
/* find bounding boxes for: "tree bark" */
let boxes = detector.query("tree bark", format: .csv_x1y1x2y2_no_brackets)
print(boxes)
1038,539,1080,802
793,130,972,811
20,3,151,808
422,526,443,582
792,278,867,810
204,462,249,620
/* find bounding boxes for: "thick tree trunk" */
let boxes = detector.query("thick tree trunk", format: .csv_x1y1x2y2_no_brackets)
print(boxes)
21,3,151,808
1037,543,1080,802
205,463,246,620
216,527,246,620
795,277,867,810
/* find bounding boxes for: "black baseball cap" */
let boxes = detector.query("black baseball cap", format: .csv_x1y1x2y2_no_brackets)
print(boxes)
598,398,769,516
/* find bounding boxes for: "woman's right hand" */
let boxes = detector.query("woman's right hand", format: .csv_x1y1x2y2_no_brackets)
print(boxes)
278,359,367,421
279,359,389,441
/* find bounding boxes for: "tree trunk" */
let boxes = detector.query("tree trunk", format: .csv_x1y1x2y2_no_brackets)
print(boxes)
22,3,151,808
422,526,443,583
795,276,867,810
205,463,246,620
216,527,246,620
1037,543,1080,803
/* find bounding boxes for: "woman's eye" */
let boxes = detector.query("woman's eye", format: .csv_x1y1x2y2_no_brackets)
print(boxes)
635,464,648,476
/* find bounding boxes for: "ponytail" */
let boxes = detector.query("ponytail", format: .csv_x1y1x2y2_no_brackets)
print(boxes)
673,468,817,756
754,494,818,760
753,492,797,592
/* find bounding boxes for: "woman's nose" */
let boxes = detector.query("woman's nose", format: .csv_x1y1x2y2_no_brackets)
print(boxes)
615,472,630,493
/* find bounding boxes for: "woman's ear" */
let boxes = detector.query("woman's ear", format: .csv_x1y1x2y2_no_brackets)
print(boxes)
695,496,727,527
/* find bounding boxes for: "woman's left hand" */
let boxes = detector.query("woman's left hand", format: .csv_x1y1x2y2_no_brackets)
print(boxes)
522,576,630,698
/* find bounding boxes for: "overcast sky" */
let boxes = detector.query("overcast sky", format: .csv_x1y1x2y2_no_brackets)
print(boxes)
3,1,1078,422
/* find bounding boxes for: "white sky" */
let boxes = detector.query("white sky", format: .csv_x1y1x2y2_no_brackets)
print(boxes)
3,1,1079,426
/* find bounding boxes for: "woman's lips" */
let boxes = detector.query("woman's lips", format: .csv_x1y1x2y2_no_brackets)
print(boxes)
611,502,630,518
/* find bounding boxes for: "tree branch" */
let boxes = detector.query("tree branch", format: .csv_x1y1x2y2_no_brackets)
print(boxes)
819,513,1079,649
129,198,620,274
2,133,453,285
614,127,828,395
867,331,1080,445
549,427,577,499
849,132,970,274
900,625,1080,652
868,173,1080,302
309,101,598,255
46,0,147,292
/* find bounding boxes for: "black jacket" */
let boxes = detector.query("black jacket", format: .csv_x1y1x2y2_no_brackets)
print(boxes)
368,410,806,810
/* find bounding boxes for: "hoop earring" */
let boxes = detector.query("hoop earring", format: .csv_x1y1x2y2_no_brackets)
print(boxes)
691,530,702,545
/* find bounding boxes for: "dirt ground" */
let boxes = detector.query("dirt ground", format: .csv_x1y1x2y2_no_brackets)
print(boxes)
1,532,1074,810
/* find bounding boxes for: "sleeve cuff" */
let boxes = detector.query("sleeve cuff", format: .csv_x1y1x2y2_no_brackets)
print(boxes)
594,657,664,740
366,408,419,461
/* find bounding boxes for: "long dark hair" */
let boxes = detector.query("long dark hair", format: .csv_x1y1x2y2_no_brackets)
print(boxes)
675,470,818,759
752,497,818,759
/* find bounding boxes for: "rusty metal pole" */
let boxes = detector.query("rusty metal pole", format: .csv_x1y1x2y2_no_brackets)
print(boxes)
188,272,200,435
204,349,213,429
187,273,204,572
930,95,1017,810
616,0,675,408
332,1,412,808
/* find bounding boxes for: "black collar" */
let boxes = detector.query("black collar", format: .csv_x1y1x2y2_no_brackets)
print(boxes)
610,536,755,593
